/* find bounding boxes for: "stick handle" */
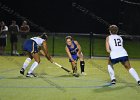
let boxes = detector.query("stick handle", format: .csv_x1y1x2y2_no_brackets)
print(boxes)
53,62,71,72
53,62,62,68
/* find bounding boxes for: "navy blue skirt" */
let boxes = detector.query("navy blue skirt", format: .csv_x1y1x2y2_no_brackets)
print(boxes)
110,56,129,64
23,39,38,53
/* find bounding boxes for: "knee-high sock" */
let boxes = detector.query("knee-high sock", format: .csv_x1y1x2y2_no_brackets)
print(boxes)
108,65,115,80
129,68,140,82
22,58,31,70
80,61,85,73
28,61,39,74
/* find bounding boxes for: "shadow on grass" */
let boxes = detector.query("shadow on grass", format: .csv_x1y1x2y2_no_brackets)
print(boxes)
94,85,126,93
4,76,27,79
94,82,140,93
56,74,73,78
1,72,48,80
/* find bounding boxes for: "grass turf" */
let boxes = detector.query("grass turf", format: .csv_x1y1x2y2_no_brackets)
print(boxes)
0,56,140,100
5,34,140,58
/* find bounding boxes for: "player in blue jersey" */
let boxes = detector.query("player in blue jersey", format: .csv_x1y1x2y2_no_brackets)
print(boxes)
20,33,53,77
65,36,86,76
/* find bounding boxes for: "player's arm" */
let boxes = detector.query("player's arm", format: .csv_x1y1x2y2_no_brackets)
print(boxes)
39,46,46,56
42,41,53,63
74,41,81,54
25,25,30,32
106,36,111,53
65,46,75,62
19,26,23,32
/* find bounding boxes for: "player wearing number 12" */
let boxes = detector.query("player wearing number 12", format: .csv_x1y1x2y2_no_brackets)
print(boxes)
106,25,140,85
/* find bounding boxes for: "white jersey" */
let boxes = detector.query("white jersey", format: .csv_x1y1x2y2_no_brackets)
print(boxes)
109,34,128,59
30,37,45,46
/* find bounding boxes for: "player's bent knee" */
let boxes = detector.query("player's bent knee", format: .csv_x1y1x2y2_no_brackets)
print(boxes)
123,64,131,70
35,60,40,64
71,61,76,65
38,60,40,64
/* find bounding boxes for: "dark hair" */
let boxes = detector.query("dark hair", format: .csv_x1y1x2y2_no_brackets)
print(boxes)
40,33,48,40
65,36,73,41
109,25,119,34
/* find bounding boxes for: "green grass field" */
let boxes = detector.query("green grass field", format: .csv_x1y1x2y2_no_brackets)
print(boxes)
5,33,140,58
0,56,140,100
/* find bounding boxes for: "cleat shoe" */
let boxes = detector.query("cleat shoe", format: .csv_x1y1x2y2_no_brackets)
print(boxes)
20,68,25,75
31,73,37,77
73,73,79,77
26,73,37,77
111,79,116,84
81,72,87,76
138,81,140,85
26,73,33,77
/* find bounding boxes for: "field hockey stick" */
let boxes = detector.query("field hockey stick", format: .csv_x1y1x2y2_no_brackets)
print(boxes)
53,62,71,73
53,62,79,77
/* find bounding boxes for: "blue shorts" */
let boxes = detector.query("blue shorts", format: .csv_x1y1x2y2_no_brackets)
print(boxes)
23,39,38,53
110,56,129,65
69,54,78,62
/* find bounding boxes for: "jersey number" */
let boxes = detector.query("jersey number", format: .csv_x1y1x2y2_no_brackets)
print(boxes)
114,39,122,46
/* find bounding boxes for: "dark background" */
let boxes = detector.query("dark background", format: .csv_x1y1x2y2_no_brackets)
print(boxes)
0,0,140,34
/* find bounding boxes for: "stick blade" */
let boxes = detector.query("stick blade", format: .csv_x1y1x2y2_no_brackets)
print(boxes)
61,67,71,73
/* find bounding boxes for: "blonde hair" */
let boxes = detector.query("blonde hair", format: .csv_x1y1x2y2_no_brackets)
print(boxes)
109,25,119,34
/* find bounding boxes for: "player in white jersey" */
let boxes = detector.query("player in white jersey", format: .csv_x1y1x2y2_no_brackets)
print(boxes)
20,33,53,77
106,25,140,85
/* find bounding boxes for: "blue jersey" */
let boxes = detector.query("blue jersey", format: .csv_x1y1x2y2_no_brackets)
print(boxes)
67,41,78,55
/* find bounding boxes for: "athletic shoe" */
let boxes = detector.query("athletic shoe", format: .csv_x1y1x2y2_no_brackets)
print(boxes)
111,79,116,84
138,81,140,85
26,73,37,77
15,51,20,55
73,73,79,77
81,72,87,76
20,68,25,75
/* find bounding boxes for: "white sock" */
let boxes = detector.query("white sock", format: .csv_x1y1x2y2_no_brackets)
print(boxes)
22,58,31,70
108,65,115,80
28,61,39,74
129,68,140,82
